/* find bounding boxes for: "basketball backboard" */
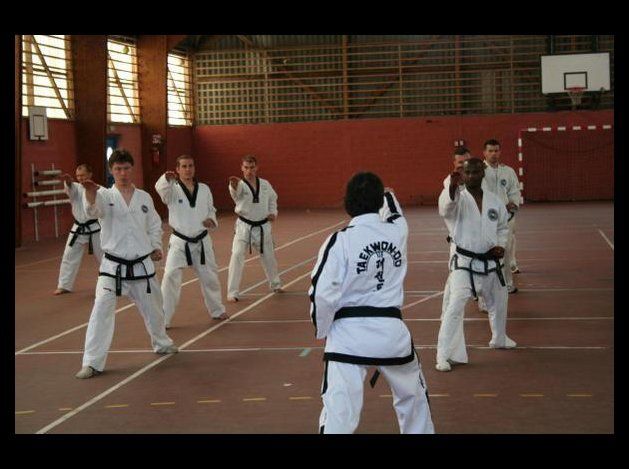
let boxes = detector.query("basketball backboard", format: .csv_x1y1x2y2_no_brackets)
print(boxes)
540,52,610,94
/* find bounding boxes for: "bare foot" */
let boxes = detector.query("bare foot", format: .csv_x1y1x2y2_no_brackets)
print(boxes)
213,312,230,320
226,297,239,303
53,288,70,295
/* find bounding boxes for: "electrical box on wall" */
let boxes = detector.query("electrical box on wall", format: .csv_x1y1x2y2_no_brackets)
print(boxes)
28,106,48,141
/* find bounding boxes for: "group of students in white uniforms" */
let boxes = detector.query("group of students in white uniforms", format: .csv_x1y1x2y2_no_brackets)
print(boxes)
55,150,283,379
52,142,520,433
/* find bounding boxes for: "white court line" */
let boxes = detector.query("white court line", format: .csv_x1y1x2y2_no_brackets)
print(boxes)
15,255,66,269
35,269,314,434
21,343,612,357
16,220,344,355
16,257,315,356
598,229,614,251
401,291,444,310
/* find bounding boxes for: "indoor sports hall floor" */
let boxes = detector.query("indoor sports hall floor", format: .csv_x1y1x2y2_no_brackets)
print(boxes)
14,201,614,434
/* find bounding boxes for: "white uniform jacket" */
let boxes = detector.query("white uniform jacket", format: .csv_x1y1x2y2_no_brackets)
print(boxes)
84,186,162,279
309,191,414,365
438,186,509,274
229,177,277,221
65,181,101,243
155,176,218,236
482,162,521,207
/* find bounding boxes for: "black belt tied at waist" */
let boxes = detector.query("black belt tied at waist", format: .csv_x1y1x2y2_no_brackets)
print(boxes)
69,219,100,254
238,216,269,254
451,245,506,299
100,252,154,296
328,306,411,388
172,229,208,266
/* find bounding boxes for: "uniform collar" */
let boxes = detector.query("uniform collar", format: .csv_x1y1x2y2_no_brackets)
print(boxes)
349,213,381,225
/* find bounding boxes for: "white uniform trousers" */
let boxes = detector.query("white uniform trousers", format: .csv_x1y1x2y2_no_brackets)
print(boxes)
162,235,226,326
82,275,174,372
437,269,515,364
509,220,518,270
503,217,516,288
319,358,435,434
227,220,281,298
57,232,103,291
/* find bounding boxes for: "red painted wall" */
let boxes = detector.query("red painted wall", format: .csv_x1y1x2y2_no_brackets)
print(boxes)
193,110,614,210
166,126,193,170
21,118,77,242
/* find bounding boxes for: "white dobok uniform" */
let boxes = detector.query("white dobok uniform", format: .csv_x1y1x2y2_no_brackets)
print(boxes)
437,186,516,365
309,191,434,434
81,186,174,372
482,162,522,289
227,177,281,298
155,175,226,326
56,181,103,291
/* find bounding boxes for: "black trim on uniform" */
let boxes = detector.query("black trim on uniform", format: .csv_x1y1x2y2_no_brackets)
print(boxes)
177,180,199,208
69,219,101,254
172,229,208,266
386,214,401,223
369,370,381,388
384,192,399,215
243,177,260,203
309,231,340,336
238,216,269,254
100,252,153,296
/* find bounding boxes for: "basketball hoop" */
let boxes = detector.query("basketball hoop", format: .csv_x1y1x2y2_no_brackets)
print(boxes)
567,86,585,109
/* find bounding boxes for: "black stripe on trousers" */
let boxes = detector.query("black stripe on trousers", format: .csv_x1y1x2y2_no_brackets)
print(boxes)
309,231,340,336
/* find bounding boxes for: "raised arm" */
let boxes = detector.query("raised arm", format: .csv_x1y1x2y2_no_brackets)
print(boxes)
309,231,346,340
228,176,242,202
82,180,105,219
154,171,177,205
438,173,462,219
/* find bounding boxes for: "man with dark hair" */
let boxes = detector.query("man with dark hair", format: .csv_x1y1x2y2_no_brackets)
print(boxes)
310,172,434,434
226,155,282,302
53,164,103,295
436,158,516,372
482,139,522,292
75,149,177,379
155,155,228,327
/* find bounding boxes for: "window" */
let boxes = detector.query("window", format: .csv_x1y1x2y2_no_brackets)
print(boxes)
107,37,140,123
168,52,193,126
21,35,74,119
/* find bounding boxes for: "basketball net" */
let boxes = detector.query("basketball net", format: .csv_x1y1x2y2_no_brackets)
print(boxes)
567,87,585,110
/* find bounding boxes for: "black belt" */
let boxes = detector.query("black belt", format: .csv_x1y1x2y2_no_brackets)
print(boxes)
99,252,153,296
451,246,506,299
334,306,402,321
238,216,269,254
329,306,408,388
69,219,100,254
172,229,208,266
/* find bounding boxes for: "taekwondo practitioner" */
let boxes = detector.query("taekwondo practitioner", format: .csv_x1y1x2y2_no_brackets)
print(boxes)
53,164,103,295
226,155,282,302
155,155,228,328
436,158,516,372
482,139,522,293
75,150,177,379
309,172,434,434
